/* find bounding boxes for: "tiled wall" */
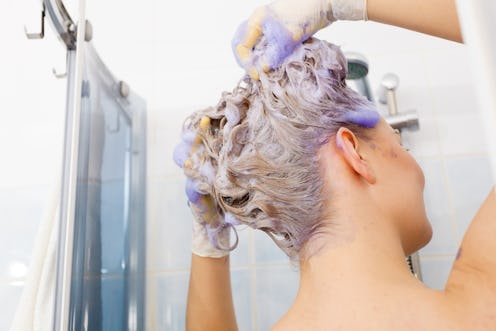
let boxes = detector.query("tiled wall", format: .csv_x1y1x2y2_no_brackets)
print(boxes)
2,0,495,330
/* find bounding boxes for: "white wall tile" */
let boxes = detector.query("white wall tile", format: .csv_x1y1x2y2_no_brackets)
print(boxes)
430,85,487,155
230,227,251,268
444,156,494,242
436,112,488,155
366,52,430,96
148,176,193,271
419,256,455,290
231,270,253,331
423,49,473,88
417,158,458,256
402,115,441,158
253,230,290,265
148,124,184,178
152,272,189,330
255,265,299,330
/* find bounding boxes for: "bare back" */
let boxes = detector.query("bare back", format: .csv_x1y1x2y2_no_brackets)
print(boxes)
273,187,496,331
273,283,463,330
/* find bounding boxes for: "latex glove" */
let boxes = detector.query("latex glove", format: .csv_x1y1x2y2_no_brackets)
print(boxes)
173,117,239,258
232,0,367,79
188,190,237,258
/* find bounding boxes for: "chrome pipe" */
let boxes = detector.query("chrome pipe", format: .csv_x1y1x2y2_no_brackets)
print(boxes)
385,110,419,131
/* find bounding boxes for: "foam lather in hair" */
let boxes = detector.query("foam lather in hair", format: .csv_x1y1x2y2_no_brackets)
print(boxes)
173,37,380,260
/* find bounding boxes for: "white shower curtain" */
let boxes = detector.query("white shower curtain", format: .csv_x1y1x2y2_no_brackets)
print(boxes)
10,178,60,331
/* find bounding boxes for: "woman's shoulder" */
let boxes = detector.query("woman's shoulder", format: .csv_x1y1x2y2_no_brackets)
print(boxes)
373,277,496,331
271,284,494,331
359,286,467,331
416,283,496,331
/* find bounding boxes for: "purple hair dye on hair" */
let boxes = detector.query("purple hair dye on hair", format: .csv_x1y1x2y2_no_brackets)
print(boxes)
341,107,381,128
175,38,381,261
185,178,202,205
181,130,197,144
261,17,304,70
173,141,192,168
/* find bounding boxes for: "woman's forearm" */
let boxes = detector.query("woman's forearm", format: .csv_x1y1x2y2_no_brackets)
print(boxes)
367,0,463,42
186,254,238,331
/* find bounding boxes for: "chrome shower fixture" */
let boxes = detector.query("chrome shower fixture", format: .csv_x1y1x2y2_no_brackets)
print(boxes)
379,73,420,132
345,52,374,102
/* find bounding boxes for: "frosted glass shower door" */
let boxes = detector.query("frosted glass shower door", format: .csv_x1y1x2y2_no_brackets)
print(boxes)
53,41,146,331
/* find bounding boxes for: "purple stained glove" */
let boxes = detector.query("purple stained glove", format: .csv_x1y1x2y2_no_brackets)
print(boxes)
232,0,367,79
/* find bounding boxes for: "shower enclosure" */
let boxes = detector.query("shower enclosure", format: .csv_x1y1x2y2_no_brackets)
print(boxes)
26,1,147,330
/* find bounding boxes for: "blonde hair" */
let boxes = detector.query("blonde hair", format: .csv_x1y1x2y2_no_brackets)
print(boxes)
174,38,379,260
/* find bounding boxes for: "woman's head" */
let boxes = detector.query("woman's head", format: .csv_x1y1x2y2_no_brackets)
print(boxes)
322,118,432,256
173,38,431,261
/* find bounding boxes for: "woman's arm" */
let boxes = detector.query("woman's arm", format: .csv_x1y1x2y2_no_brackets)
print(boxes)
232,0,464,78
367,0,463,42
445,187,496,317
186,253,238,331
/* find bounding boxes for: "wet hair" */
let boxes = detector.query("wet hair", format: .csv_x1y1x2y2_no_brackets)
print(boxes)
173,38,380,261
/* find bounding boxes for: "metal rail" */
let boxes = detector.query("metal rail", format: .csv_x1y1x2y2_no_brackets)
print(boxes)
49,0,87,330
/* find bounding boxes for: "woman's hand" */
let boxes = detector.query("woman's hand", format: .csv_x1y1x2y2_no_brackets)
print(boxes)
174,116,238,258
232,0,367,79
189,195,233,258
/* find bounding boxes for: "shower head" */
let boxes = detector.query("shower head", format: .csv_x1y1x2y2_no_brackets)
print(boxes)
346,52,369,80
345,52,373,101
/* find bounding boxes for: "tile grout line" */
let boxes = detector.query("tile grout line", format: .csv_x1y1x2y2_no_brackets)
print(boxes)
248,229,259,331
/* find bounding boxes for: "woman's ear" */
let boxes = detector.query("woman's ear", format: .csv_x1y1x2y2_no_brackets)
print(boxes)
335,127,376,184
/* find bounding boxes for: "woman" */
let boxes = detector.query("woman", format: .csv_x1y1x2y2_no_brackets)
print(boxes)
177,0,495,330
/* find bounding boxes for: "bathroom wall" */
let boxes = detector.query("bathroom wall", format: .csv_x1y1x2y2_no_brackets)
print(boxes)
1,0,494,330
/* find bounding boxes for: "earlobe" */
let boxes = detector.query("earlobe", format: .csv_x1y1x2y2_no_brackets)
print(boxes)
336,127,376,184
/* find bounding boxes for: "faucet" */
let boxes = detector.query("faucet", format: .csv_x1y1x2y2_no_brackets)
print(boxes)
345,53,420,133
379,73,420,132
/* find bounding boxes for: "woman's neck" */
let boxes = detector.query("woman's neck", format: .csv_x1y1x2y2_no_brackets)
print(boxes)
282,212,425,328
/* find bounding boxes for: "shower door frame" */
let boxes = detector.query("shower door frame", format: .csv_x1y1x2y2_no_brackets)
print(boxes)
44,0,147,330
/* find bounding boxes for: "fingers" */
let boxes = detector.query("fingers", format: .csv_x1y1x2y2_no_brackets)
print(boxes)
232,22,261,80
233,14,309,79
235,22,262,63
232,7,267,79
